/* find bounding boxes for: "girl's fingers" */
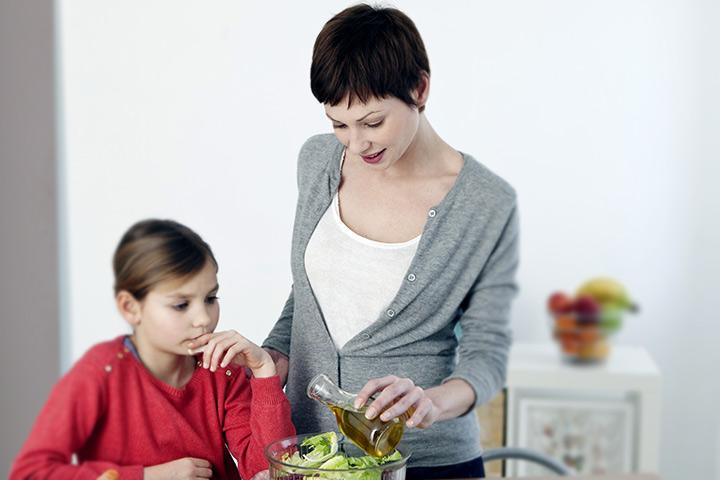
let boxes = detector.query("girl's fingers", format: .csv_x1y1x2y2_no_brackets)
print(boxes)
379,386,424,422
187,333,214,352
354,376,398,409
195,467,213,478
202,331,233,369
220,344,247,369
209,336,238,371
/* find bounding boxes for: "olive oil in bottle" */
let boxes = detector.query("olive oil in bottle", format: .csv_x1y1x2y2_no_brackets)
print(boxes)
307,373,413,457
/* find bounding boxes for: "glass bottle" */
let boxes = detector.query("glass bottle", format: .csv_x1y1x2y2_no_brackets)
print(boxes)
307,373,412,457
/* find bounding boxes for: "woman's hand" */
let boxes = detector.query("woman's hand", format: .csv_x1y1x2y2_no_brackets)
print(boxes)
354,376,440,429
143,457,212,479
188,330,276,378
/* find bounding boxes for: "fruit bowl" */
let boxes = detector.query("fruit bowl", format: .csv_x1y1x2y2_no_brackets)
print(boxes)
547,278,636,364
265,433,410,479
550,311,616,363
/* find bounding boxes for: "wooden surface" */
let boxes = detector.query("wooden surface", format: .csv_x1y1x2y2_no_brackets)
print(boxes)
475,391,506,476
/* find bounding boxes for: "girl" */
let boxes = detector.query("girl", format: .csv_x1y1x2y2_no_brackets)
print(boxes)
11,219,294,479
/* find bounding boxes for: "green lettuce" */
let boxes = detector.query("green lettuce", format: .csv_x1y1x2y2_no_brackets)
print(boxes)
279,432,404,479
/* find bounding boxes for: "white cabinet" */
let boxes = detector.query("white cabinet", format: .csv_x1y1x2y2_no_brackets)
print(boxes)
503,343,661,476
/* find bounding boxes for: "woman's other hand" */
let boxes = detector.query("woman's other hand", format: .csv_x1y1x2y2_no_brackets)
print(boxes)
188,330,276,378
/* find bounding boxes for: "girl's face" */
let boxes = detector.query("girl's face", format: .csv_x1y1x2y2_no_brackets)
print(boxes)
134,260,220,356
325,95,420,170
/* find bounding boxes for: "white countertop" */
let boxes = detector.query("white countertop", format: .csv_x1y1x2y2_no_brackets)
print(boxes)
507,342,661,392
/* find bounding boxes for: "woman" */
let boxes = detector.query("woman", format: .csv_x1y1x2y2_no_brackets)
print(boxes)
263,4,519,479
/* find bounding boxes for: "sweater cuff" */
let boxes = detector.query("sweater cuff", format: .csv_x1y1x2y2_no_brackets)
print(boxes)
443,371,494,410
250,375,286,406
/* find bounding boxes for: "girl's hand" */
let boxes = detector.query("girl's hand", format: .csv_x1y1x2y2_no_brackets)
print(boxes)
263,348,289,385
188,330,276,378
143,457,212,479
250,470,270,480
354,375,440,429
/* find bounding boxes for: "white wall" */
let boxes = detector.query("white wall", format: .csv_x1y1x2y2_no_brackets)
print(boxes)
58,1,718,478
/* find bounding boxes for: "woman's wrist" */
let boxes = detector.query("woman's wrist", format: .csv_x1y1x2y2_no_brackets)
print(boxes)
425,378,476,422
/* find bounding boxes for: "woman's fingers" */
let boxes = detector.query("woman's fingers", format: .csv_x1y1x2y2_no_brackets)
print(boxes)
379,385,424,421
363,377,416,419
354,375,398,410
408,397,435,428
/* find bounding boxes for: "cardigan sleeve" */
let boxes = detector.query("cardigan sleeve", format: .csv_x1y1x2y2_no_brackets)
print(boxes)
9,355,144,480
262,286,294,356
444,203,519,408
262,135,330,357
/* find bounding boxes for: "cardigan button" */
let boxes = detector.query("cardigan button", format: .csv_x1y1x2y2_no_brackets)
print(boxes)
104,365,112,373
428,209,437,218
386,309,395,318
407,273,416,282
225,370,232,377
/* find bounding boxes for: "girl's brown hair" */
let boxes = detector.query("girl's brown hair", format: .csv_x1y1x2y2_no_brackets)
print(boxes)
311,4,430,112
112,219,217,301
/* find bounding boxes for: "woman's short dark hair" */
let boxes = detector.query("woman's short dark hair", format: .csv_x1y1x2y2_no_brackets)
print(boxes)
311,4,430,112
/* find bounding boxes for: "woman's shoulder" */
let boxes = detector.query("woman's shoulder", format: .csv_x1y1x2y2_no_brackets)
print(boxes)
459,153,517,207
295,134,343,188
299,133,341,157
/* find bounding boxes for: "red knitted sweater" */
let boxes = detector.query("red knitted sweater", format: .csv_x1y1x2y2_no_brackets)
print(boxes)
10,336,295,479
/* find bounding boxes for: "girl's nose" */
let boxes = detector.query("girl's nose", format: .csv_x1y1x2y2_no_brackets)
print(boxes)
194,309,212,329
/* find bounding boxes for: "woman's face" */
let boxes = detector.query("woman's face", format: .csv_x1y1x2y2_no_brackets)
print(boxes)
325,95,420,170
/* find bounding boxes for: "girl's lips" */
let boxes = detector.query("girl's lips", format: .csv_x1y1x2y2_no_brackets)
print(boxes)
361,149,386,164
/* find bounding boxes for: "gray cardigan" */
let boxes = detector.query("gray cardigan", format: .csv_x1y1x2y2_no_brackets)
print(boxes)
263,134,519,467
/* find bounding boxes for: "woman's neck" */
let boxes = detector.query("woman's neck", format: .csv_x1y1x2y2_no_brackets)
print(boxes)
129,335,196,388
387,115,461,178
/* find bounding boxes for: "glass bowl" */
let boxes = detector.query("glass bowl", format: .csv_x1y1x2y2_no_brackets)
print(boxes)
264,432,410,480
550,311,619,363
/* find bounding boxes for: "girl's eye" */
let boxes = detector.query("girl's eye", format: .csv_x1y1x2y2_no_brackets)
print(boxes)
173,302,189,311
332,124,347,129
367,120,384,128
206,296,219,305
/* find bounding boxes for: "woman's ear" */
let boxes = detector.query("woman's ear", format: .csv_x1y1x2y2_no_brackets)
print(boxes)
413,71,430,112
116,290,142,327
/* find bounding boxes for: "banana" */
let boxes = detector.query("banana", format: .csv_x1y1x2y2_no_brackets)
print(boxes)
576,277,638,312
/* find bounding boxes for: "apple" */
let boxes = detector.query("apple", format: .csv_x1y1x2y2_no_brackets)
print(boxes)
548,292,573,314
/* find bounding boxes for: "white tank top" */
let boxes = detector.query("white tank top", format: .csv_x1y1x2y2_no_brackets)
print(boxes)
304,189,421,349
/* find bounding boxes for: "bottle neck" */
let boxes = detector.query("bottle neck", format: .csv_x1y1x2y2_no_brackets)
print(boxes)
307,374,361,412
